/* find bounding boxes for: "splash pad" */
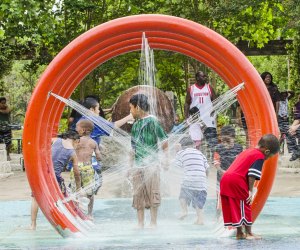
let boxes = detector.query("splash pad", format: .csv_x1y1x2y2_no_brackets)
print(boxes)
23,14,279,237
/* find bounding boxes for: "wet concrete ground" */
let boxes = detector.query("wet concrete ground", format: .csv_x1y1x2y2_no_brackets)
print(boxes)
1,197,300,249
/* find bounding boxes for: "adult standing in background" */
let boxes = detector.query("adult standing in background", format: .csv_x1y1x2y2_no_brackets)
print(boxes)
0,97,12,161
260,72,281,115
184,71,218,155
278,90,296,154
288,93,300,161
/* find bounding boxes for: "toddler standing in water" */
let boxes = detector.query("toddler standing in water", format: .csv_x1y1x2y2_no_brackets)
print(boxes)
72,119,101,218
31,130,81,230
76,97,134,193
175,136,209,225
220,134,280,240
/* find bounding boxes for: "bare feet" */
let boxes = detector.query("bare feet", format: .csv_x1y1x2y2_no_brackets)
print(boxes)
29,224,36,230
134,223,144,229
246,233,262,240
148,223,157,229
194,220,204,225
178,214,187,220
236,233,246,240
86,215,94,221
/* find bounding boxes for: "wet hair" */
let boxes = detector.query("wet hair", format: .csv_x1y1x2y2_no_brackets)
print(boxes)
260,72,273,83
189,106,199,116
0,97,7,103
58,130,80,140
258,134,280,154
77,119,94,134
179,136,194,149
221,125,236,138
129,94,150,112
83,97,99,109
84,95,105,118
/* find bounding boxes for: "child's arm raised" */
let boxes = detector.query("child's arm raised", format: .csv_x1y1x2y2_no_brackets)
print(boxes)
114,113,134,128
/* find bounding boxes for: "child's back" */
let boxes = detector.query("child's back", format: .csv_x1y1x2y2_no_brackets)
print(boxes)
76,135,99,163
175,136,210,224
176,147,209,191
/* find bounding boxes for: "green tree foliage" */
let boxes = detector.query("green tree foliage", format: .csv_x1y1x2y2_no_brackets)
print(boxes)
0,0,299,120
282,0,300,103
248,55,289,89
206,0,288,47
0,39,13,79
1,61,46,123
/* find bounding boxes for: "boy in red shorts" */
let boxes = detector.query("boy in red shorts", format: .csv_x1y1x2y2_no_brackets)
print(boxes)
220,134,280,240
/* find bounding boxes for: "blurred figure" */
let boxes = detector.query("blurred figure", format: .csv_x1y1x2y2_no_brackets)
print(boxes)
288,93,300,161
236,103,249,148
187,106,203,150
170,114,184,133
278,90,295,154
0,97,12,161
213,125,243,217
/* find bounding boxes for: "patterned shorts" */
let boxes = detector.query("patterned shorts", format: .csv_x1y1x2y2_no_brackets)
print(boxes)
70,163,95,196
0,130,12,147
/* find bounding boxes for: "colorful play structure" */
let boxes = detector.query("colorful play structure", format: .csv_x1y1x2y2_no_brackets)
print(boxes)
23,14,279,237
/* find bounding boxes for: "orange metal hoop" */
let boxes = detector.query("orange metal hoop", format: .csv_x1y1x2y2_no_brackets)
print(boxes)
23,14,279,237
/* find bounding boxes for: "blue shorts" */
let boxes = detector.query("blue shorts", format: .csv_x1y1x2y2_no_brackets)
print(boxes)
179,188,207,209
55,174,67,196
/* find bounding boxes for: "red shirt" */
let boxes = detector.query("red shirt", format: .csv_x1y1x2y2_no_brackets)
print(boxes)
220,148,265,200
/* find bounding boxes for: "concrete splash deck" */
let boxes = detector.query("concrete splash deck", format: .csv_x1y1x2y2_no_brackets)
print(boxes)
0,197,300,249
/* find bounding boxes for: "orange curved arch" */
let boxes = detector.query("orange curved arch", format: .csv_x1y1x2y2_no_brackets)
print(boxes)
23,14,279,237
